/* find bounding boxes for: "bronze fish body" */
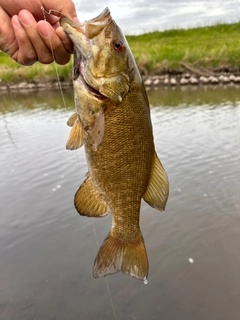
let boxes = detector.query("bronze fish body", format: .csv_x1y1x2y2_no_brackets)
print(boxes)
61,8,169,282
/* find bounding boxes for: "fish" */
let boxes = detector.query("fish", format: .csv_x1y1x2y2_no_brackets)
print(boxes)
60,7,169,282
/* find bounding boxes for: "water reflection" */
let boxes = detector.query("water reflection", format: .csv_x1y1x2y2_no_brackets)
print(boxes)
0,85,240,320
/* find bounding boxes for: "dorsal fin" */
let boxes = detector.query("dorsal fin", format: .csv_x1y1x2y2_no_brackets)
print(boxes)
143,152,169,211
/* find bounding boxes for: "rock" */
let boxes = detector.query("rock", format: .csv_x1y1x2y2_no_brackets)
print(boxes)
153,78,160,86
144,78,152,86
0,86,8,91
9,84,19,90
199,76,209,84
209,76,219,84
170,78,177,85
189,77,198,85
219,75,230,83
26,83,36,89
234,76,240,83
164,78,169,85
229,74,236,81
36,82,47,88
180,78,189,85
183,73,191,78
18,81,28,88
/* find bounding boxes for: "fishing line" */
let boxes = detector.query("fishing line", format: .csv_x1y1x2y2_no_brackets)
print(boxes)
2,112,16,148
41,7,68,111
92,220,117,320
41,8,117,319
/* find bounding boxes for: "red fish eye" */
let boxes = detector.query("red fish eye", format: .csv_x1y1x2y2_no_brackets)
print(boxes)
113,40,124,51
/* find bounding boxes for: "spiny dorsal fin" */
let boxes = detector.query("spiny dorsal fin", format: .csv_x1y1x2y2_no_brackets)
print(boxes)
143,152,169,211
66,117,84,150
67,112,78,127
74,174,109,217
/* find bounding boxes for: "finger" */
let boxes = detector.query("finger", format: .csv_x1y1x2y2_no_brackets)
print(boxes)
37,21,71,65
18,10,53,64
11,15,37,65
0,5,18,57
56,26,73,53
42,0,78,20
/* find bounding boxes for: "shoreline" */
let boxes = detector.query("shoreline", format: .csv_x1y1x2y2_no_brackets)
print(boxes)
1,71,240,92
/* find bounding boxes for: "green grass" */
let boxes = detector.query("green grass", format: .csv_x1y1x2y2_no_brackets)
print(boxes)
0,52,72,82
1,22,240,82
126,22,240,74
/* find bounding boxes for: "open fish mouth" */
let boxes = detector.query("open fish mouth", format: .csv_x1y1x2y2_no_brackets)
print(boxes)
72,51,105,99
60,8,112,99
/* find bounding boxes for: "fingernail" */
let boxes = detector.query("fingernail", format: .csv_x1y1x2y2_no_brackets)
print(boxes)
12,15,22,28
37,21,54,38
19,10,35,26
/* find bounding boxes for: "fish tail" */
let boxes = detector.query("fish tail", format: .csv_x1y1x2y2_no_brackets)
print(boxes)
93,232,148,282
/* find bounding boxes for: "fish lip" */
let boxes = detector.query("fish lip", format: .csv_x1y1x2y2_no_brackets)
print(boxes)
87,7,111,24
83,74,105,99
73,50,105,100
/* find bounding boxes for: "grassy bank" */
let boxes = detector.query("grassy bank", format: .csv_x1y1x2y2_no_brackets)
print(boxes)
127,22,240,75
0,52,71,82
1,22,240,82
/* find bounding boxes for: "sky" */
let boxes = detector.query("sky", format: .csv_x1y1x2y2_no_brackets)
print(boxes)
73,0,240,34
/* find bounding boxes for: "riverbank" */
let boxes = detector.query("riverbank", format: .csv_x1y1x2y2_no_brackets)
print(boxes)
1,70,240,93
1,21,240,92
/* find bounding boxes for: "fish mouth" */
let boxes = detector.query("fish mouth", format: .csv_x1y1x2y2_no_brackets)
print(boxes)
73,50,105,99
60,8,112,99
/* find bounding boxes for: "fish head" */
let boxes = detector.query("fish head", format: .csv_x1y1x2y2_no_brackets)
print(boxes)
60,8,141,103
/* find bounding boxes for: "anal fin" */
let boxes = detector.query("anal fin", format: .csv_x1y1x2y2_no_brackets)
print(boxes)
143,152,169,211
74,174,109,217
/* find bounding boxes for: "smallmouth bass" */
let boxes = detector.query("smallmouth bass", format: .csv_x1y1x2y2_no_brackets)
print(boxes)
61,8,169,282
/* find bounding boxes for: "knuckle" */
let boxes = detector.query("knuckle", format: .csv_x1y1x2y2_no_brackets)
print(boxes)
21,52,38,66
38,52,53,64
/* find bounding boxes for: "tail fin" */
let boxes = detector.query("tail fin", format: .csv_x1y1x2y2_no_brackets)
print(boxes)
93,232,148,282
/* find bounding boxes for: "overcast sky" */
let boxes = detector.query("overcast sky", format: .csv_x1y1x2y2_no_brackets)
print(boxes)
73,0,240,34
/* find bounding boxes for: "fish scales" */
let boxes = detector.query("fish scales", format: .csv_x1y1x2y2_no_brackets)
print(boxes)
85,89,154,240
61,7,169,282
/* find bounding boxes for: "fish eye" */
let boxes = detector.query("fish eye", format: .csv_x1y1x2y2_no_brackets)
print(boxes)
113,40,124,51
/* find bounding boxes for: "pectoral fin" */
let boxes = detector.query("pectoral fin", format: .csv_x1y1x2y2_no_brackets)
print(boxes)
67,112,78,127
143,152,169,211
74,174,109,217
89,108,105,150
66,117,84,150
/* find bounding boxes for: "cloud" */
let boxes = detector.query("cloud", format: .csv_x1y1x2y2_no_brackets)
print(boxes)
74,0,240,34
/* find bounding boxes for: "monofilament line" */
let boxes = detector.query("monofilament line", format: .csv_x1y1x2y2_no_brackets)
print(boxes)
41,6,68,111
92,221,117,320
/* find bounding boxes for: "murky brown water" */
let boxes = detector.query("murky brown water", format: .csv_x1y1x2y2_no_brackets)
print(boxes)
1,85,240,320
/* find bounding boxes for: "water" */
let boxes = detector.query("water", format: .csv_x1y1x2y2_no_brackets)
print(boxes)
0,85,240,320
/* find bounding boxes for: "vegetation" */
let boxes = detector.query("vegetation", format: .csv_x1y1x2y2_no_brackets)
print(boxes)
127,22,240,74
0,52,72,82
1,22,240,82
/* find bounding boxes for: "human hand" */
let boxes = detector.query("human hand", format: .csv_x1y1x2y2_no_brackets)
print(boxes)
0,0,78,65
